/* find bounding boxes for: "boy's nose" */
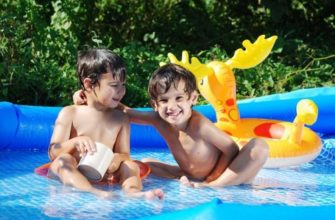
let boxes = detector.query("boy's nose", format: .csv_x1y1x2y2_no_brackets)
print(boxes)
167,100,178,109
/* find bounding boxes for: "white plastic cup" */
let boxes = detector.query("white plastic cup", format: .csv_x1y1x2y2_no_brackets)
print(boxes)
77,142,114,181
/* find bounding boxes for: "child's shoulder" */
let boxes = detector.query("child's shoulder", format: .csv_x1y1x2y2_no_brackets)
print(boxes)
59,105,93,119
108,109,129,122
62,104,89,114
191,110,208,122
190,111,213,127
54,105,79,124
58,105,77,116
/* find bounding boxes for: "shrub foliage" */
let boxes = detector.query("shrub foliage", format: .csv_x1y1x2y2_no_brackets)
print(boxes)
0,0,334,106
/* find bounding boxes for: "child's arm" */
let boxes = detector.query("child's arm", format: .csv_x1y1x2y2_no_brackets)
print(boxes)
198,117,240,186
48,106,96,160
118,103,159,126
200,118,239,163
73,90,159,126
107,114,131,173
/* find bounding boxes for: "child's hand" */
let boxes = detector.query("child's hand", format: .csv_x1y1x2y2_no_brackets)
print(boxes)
73,90,87,105
116,102,131,113
72,136,96,156
107,153,130,173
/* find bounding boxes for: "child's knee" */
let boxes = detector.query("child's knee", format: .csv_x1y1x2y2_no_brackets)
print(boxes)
50,153,77,174
119,161,140,181
119,161,142,192
250,138,269,162
122,160,140,173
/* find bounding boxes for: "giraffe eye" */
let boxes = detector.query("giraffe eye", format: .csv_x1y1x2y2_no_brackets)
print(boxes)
200,79,204,86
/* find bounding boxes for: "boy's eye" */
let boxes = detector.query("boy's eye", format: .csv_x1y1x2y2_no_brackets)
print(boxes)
110,83,125,88
176,96,184,101
158,99,167,103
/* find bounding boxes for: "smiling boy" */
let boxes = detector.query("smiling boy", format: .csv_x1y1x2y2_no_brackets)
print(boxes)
120,64,269,187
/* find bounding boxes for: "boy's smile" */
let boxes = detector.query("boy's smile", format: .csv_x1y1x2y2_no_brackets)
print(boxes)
154,80,197,129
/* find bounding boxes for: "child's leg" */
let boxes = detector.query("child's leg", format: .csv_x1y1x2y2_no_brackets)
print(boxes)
49,153,111,198
118,160,164,200
207,138,268,187
141,158,185,179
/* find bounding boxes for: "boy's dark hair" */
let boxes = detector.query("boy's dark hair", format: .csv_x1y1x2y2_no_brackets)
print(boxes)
76,49,126,89
148,64,197,101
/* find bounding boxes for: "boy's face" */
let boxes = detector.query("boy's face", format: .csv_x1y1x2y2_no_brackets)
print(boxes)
153,80,197,129
86,72,126,109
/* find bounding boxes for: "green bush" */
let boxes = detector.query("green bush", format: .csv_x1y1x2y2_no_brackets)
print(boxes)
0,0,79,105
0,0,334,107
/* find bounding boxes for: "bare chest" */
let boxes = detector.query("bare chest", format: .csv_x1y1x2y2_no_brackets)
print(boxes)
170,134,219,179
72,112,122,147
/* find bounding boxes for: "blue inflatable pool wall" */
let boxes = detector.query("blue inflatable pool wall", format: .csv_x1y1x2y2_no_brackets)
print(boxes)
0,87,334,151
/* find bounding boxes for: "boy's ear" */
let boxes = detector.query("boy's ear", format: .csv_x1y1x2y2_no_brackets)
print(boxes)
190,91,199,105
83,78,93,91
150,100,158,112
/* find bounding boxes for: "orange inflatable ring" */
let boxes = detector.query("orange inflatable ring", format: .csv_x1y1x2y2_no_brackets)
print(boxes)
168,35,322,168
34,160,151,185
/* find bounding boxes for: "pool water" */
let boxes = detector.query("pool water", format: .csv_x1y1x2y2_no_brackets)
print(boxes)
1,137,335,219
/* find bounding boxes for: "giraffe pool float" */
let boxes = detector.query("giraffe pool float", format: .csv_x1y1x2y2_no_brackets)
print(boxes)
167,35,322,168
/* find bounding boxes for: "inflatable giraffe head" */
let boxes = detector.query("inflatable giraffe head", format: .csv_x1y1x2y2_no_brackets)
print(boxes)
167,35,277,123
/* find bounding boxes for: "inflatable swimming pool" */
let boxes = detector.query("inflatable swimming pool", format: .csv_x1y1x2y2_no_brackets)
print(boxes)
1,87,335,219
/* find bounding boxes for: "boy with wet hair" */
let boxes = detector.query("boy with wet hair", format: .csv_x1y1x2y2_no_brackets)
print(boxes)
49,49,163,199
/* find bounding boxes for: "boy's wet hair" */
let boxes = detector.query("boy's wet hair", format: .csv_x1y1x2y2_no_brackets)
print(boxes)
76,49,126,89
148,64,197,101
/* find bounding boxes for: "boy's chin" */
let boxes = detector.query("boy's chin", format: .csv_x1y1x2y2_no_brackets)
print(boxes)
165,117,187,128
107,102,119,109
161,117,175,124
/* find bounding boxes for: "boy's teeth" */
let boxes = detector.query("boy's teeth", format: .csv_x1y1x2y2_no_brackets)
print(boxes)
168,112,179,116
